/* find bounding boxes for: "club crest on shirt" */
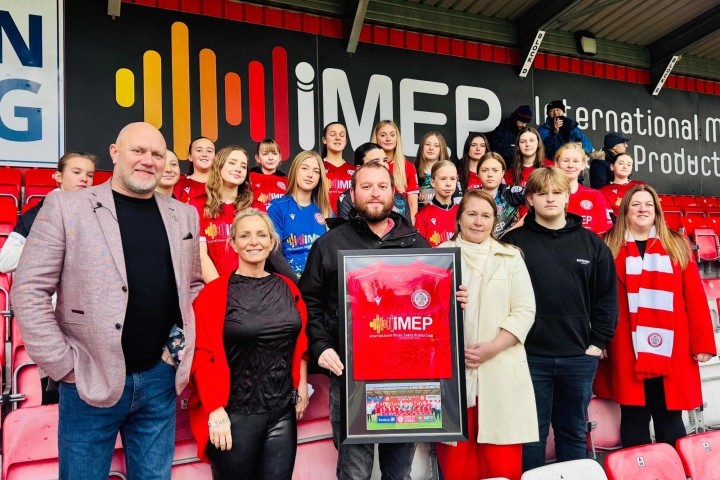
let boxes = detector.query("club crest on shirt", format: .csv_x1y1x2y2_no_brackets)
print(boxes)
580,200,593,210
347,169,355,176
277,181,287,189
315,212,326,225
411,289,431,310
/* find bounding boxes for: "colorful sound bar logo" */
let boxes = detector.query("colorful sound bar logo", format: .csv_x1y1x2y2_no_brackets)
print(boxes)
114,21,291,160
369,314,390,334
286,232,321,248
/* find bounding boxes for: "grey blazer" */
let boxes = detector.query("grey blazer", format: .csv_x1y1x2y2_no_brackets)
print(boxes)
11,181,203,408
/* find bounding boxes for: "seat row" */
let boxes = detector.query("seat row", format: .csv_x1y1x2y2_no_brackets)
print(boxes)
1,374,336,479
659,194,720,208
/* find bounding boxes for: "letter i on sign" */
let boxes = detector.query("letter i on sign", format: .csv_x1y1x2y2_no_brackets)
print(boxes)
296,62,315,150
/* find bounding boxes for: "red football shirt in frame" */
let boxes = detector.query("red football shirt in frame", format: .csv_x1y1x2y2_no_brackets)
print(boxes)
250,171,287,212
347,261,453,381
324,159,355,216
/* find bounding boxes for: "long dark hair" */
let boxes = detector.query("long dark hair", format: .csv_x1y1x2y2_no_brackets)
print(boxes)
458,132,490,193
510,127,545,186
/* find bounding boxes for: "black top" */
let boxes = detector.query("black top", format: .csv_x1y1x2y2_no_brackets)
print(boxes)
113,191,181,373
299,210,430,361
224,273,301,414
503,212,618,356
12,199,44,238
636,239,647,258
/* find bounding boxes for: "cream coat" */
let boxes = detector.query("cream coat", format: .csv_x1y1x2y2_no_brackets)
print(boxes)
441,238,538,444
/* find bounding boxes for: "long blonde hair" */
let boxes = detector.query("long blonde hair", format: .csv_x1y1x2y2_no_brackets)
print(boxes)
371,120,407,192
204,146,253,219
604,184,691,268
285,151,333,221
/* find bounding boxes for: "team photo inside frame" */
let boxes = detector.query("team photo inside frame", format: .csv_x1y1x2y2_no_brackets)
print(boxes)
338,248,467,444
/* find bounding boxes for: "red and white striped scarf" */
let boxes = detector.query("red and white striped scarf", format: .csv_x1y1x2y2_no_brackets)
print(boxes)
617,227,676,377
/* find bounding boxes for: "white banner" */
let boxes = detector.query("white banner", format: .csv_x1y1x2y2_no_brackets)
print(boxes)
0,0,63,166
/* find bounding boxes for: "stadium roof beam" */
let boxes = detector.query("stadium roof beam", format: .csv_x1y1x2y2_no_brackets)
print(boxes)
514,0,580,77
347,0,369,54
648,4,720,69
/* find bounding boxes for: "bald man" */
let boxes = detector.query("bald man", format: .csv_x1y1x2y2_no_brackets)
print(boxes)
12,122,203,480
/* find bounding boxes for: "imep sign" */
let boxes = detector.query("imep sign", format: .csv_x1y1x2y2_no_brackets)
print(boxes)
0,0,63,166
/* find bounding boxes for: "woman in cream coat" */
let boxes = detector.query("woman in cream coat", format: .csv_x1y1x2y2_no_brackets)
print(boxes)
435,189,537,480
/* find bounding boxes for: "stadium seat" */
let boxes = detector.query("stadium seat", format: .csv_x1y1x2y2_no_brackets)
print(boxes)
707,206,720,217
605,442,686,480
674,195,698,208
521,459,607,479
0,167,21,208
658,195,675,206
24,168,57,206
684,205,706,219
294,417,337,479
304,374,330,420
696,228,720,261
11,349,41,409
697,196,719,208
587,397,622,456
94,170,113,185
2,404,126,479
21,195,43,214
706,217,720,238
0,202,18,248
171,437,211,478
676,430,720,479
681,216,707,237
664,212,683,232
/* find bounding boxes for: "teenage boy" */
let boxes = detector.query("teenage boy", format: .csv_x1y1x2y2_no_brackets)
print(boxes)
503,167,617,472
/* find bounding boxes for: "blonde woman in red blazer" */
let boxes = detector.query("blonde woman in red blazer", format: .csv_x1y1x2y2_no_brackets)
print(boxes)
189,208,309,480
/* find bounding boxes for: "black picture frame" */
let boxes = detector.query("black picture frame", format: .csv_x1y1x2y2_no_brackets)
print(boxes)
337,248,467,444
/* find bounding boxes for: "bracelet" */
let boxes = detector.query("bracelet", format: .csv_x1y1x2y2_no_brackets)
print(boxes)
208,416,230,429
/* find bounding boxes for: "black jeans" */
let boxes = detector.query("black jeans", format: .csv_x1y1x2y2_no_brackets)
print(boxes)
329,377,416,480
620,377,686,448
206,405,297,480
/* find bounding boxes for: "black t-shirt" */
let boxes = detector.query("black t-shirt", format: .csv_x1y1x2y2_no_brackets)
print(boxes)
636,239,647,258
224,273,301,414
113,191,181,373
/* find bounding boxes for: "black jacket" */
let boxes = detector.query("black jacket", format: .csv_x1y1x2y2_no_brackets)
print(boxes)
298,210,430,361
13,199,44,238
502,212,617,357
589,149,615,189
488,117,521,167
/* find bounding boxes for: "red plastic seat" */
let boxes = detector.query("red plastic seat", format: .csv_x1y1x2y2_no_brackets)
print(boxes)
707,207,720,217
674,195,698,208
0,201,18,248
587,397,622,454
24,168,57,206
605,442,686,480
0,167,22,208
658,195,675,206
664,212,682,232
11,354,41,410
697,196,719,208
171,438,211,478
696,228,720,261
93,170,113,185
684,205,706,219
677,430,720,479
2,404,126,479
706,217,720,238
681,216,707,237
21,196,43,214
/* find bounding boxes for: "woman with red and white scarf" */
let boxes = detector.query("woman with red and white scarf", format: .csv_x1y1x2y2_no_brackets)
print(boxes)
596,184,716,448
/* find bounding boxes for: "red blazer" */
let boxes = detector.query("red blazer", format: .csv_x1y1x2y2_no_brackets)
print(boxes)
188,272,308,462
594,251,716,410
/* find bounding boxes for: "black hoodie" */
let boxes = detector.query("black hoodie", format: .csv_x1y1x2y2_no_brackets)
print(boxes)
502,212,618,357
299,210,430,360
